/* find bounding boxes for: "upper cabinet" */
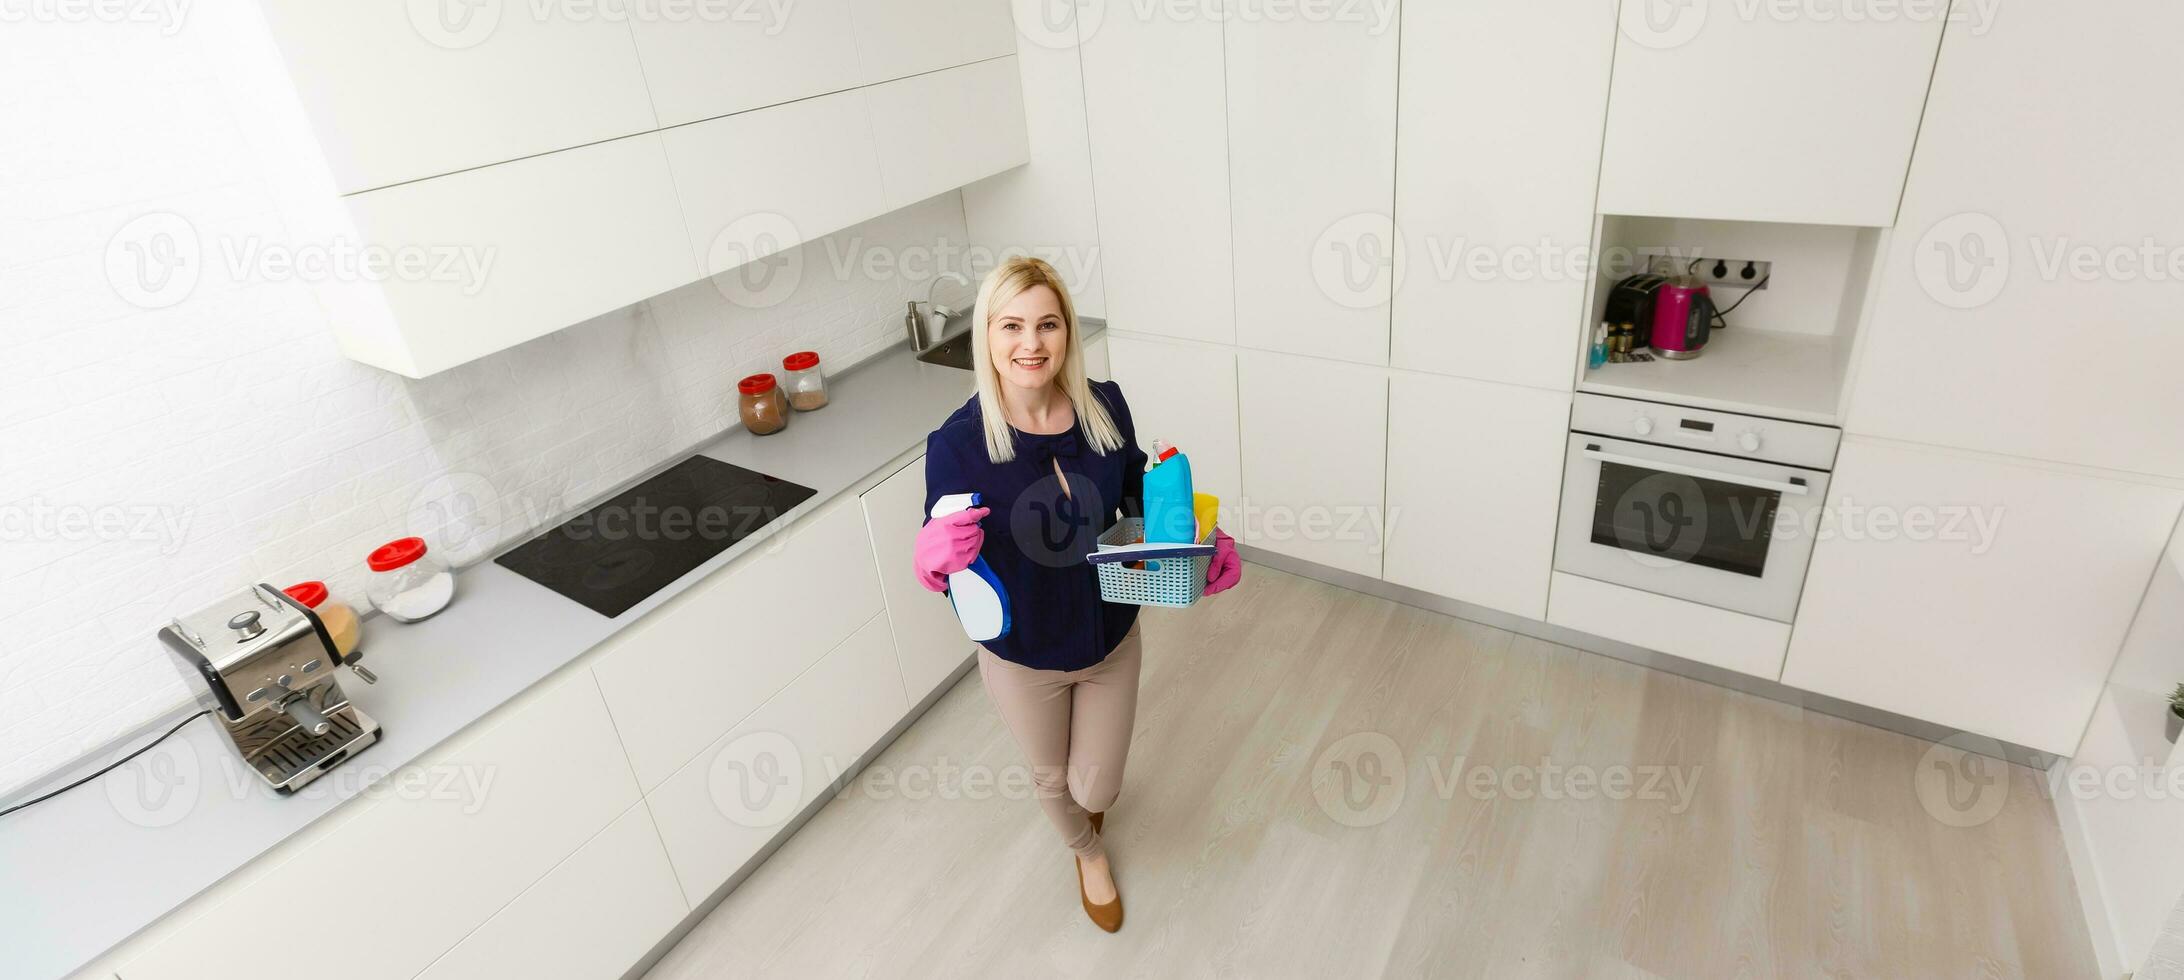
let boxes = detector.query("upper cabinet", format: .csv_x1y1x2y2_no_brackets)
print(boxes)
1596,1,1942,227
1844,1,2184,478
864,57,1031,212
1080,5,1234,345
261,5,1032,377
330,133,698,378
847,0,1017,85
625,0,863,127
1225,8,1397,363
1391,1,1616,390
664,88,887,279
256,0,658,194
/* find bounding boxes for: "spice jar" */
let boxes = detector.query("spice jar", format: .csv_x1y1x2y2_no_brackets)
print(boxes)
781,351,828,411
283,580,362,656
738,373,788,435
366,536,456,623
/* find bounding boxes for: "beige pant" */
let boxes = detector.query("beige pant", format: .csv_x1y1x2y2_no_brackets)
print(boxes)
976,623,1143,860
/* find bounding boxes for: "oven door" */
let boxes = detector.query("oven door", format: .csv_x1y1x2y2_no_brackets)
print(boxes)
1553,433,1829,623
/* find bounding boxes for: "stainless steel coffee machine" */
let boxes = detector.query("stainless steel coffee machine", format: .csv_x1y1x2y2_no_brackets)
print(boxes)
160,585,381,793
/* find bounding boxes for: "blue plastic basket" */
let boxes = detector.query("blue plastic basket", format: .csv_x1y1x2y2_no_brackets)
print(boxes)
1093,518,1208,607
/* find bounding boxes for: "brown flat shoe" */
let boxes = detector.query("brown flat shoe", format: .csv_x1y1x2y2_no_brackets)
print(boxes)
1076,855,1124,933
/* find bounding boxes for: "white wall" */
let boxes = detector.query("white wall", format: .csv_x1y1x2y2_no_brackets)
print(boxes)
0,9,971,799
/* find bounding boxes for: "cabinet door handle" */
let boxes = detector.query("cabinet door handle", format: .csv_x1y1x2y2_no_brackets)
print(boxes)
1581,447,1810,496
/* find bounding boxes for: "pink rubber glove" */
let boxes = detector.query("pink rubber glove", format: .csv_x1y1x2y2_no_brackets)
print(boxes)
913,506,989,593
1204,528,1241,595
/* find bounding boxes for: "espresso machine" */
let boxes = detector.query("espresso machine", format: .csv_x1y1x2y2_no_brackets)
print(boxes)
160,584,381,793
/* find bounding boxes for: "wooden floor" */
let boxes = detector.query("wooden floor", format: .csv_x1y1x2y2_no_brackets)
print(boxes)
644,564,2096,979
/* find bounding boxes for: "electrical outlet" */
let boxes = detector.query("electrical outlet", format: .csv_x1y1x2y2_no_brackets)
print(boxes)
1647,255,1771,292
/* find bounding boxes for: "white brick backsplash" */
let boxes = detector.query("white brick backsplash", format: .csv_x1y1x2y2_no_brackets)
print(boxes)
0,14,980,799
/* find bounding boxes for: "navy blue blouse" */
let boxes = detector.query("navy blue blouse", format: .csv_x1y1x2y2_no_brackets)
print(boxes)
923,380,1149,671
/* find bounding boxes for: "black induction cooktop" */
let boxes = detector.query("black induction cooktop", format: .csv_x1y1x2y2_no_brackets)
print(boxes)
495,455,816,617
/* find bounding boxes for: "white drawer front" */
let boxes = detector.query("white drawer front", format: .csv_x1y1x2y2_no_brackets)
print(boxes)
416,804,686,980
648,613,907,906
123,673,639,980
593,497,886,790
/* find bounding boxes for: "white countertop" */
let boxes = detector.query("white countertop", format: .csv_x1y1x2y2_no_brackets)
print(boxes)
0,328,1055,980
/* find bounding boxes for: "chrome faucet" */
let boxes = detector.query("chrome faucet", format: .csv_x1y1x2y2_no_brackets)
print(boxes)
905,271,971,352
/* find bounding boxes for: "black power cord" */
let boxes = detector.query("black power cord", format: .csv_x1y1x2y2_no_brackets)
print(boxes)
0,710,211,819
1711,272,1770,327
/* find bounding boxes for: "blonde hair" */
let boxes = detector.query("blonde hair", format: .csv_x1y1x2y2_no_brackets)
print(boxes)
969,256,1123,463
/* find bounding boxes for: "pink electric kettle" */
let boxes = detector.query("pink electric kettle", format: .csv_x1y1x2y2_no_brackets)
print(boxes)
1650,275,1716,360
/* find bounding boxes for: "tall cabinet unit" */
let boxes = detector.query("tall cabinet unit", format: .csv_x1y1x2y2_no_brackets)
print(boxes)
1382,373,1571,620
1225,9,1398,363
1841,0,2184,479
1596,0,1942,227
1079,4,1234,344
1390,1,1616,390
1782,2,2184,758
1236,350,1389,578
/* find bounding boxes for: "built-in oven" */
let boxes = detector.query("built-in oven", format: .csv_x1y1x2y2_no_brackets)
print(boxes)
1554,394,1840,624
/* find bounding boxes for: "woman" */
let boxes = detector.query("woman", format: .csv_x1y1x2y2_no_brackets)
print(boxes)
915,257,1241,932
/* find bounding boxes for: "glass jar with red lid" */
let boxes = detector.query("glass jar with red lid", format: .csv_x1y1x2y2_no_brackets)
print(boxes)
738,373,788,435
780,351,828,411
283,580,364,655
365,536,455,623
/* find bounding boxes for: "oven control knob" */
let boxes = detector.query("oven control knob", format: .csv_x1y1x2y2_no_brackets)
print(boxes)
1632,417,1654,436
1739,431,1762,452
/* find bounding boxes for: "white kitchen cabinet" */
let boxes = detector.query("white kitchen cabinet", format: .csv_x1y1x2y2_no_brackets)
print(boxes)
328,133,698,378
1225,9,1396,363
863,58,1031,213
1083,333,1110,381
122,672,640,980
1079,7,1233,345
592,496,885,790
625,0,862,126
647,613,908,906
255,0,657,193
1391,1,1615,389
861,456,975,704
415,804,685,980
1596,1,1941,227
1104,334,1242,528
664,89,887,279
846,0,1016,85
1236,349,1387,578
1843,1,2184,478
1382,373,1570,619
1781,440,2184,756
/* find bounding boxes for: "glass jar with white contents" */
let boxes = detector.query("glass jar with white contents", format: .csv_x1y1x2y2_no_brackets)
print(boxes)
365,536,456,622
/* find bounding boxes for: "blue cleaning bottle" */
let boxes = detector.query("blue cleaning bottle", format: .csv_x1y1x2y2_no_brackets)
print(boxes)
1142,440,1197,543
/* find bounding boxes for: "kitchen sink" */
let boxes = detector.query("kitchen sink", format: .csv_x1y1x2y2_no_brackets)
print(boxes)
914,316,977,370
